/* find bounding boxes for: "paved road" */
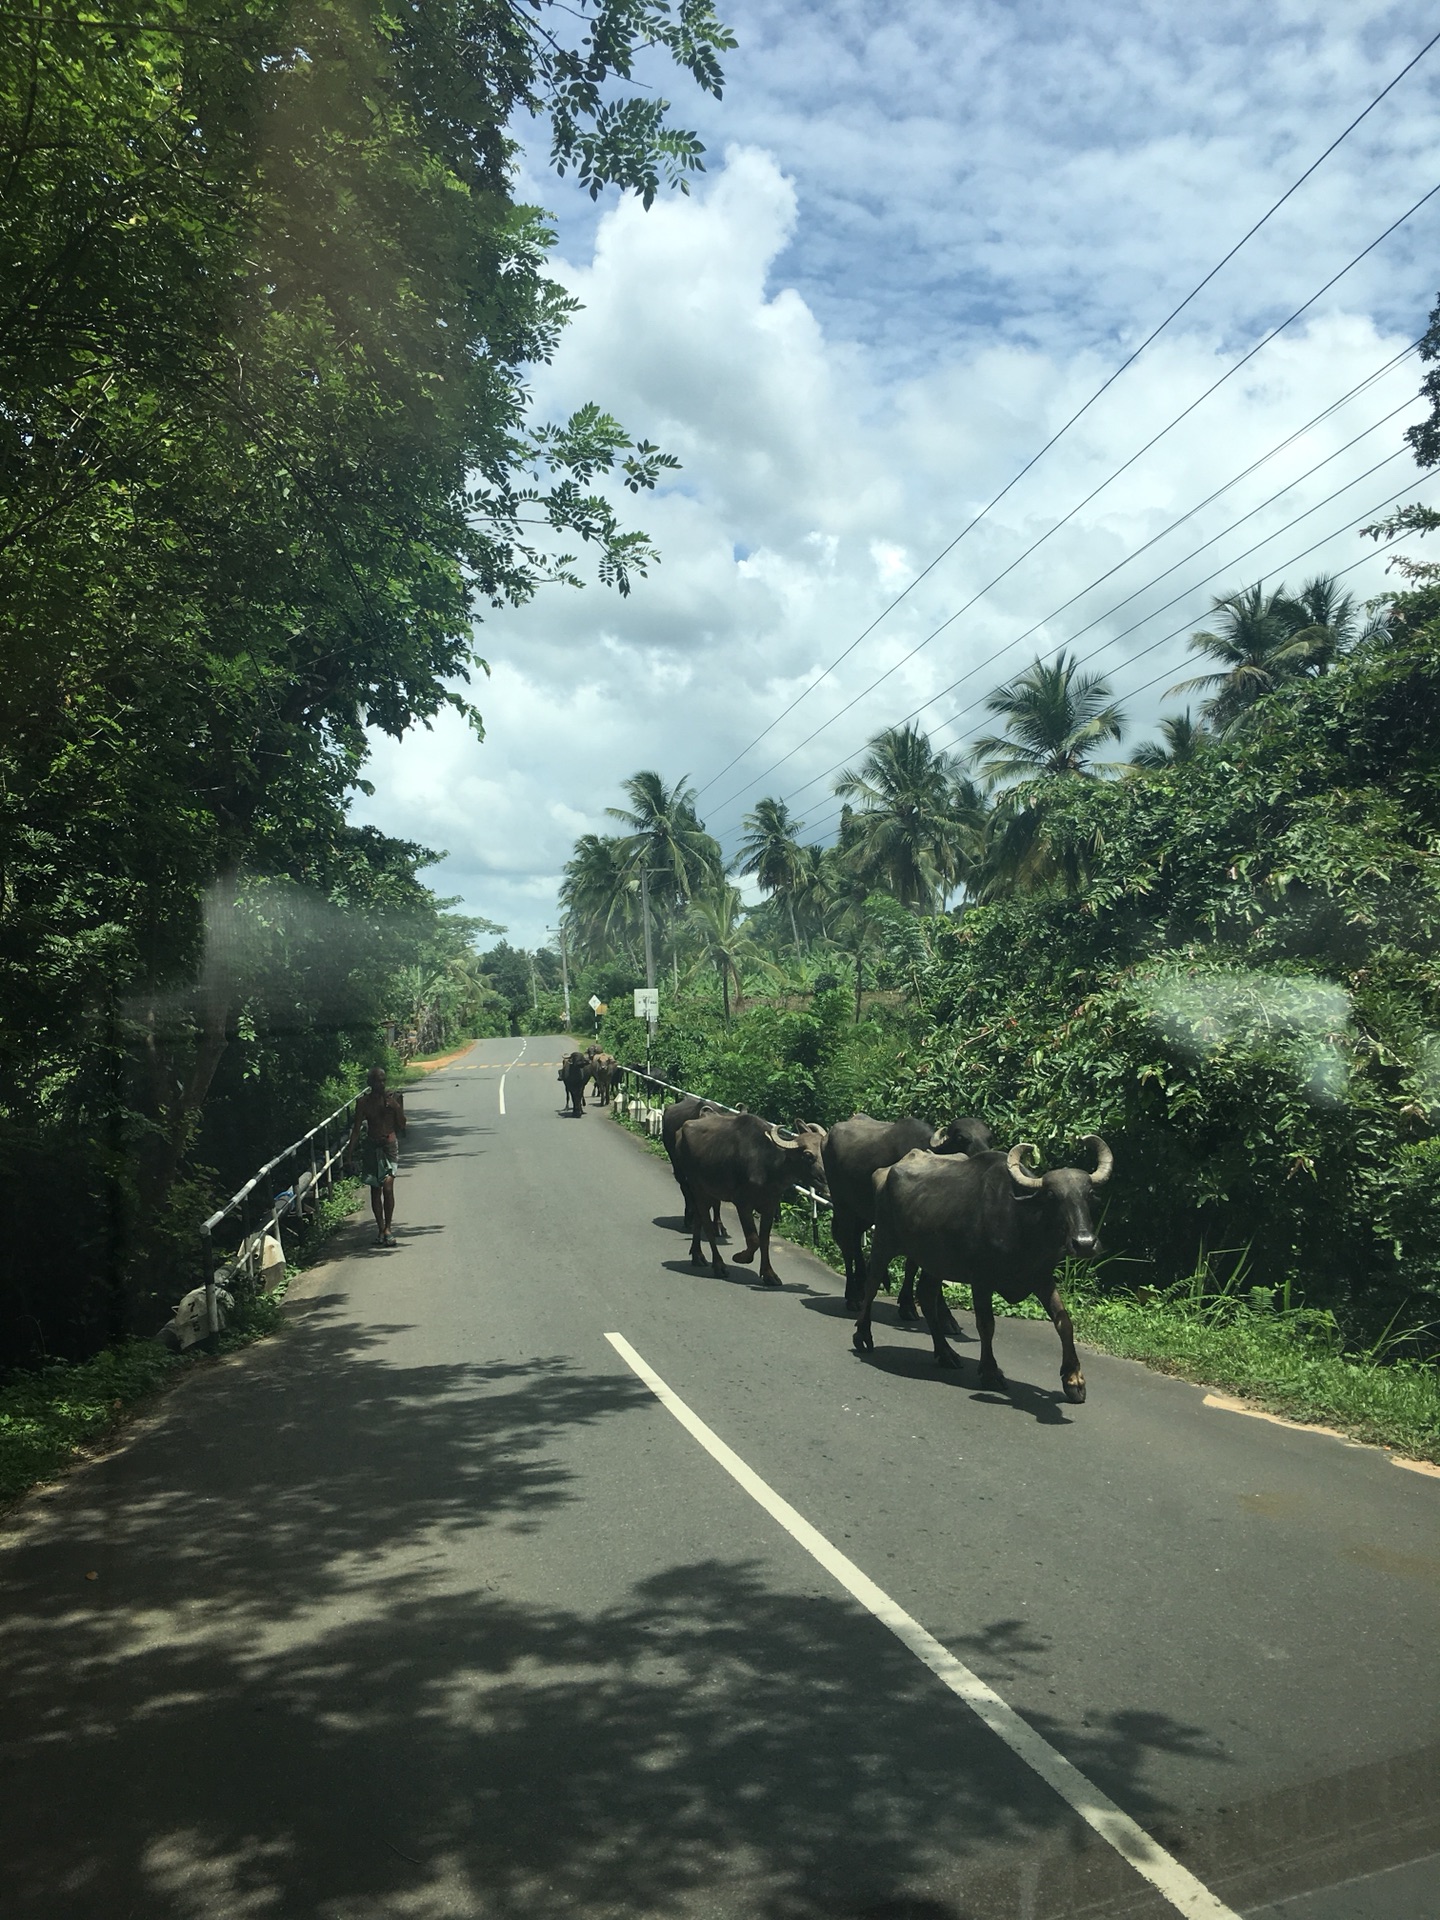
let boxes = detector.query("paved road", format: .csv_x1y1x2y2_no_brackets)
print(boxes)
2,1034,1437,1920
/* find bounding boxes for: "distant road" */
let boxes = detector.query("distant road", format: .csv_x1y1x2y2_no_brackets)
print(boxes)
1,1034,1436,1919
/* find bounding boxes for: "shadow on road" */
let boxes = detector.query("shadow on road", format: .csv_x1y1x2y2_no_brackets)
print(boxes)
0,1292,1231,1919
852,1343,1075,1427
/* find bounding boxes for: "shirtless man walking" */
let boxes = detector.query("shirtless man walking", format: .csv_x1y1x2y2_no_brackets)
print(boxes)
347,1066,407,1247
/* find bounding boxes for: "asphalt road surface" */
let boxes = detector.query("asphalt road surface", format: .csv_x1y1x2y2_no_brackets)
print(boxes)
2,1034,1438,1920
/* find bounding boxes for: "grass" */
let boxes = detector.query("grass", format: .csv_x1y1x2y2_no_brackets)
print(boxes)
0,1176,364,1512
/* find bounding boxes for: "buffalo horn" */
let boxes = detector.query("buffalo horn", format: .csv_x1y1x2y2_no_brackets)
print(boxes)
763,1123,795,1150
1085,1134,1114,1185
1006,1142,1044,1190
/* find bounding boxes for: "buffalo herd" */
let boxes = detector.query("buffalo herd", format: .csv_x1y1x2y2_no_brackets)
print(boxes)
563,1053,1113,1405
557,1045,621,1117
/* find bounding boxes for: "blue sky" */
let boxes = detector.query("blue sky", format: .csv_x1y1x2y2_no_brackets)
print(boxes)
351,1,1440,948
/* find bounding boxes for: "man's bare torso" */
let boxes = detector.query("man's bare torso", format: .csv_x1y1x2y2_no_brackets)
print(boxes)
355,1089,404,1143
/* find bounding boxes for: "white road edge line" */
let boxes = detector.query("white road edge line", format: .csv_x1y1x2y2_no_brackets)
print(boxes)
498,1037,529,1117
605,1331,1239,1920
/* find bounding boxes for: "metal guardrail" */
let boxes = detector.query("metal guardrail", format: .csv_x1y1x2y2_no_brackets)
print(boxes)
616,1065,833,1237
197,1096,356,1337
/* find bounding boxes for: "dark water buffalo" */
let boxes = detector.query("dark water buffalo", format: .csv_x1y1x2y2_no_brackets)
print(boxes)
822,1113,993,1318
661,1095,727,1230
557,1051,591,1117
674,1111,828,1286
854,1137,1113,1404
588,1052,621,1106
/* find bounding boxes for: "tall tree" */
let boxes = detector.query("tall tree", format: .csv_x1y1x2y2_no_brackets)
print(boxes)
607,771,720,913
1276,574,1386,674
735,798,808,955
685,885,767,1022
1168,583,1311,729
832,724,981,911
560,834,639,961
0,0,735,1343
1130,711,1208,772
975,654,1127,783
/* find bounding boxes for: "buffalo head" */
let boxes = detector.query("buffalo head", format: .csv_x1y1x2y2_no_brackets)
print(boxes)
929,1115,993,1156
1005,1135,1112,1257
764,1121,829,1194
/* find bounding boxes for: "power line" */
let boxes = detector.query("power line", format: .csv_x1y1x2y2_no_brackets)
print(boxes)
693,26,1440,801
1102,500,1436,712
795,472,1434,843
705,178,1440,825
770,366,1419,814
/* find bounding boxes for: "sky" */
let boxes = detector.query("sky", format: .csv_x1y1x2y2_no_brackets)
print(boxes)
350,0,1440,951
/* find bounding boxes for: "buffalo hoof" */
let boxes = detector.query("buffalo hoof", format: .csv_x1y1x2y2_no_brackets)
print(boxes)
711,1260,728,1277
942,1308,963,1337
731,1246,757,1265
852,1324,875,1355
935,1347,962,1370
979,1366,1006,1392
761,1274,782,1289
895,1305,920,1326
1063,1375,1087,1404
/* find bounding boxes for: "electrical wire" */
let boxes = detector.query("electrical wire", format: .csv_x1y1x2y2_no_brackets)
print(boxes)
770,370,1419,814
702,176,1440,826
792,471,1436,844
692,26,1440,801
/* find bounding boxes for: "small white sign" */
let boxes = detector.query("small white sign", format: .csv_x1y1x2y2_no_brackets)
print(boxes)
634,987,660,1021
588,994,602,1011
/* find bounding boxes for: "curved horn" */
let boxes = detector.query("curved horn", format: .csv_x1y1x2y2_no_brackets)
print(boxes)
1085,1134,1114,1186
1006,1142,1044,1190
764,1124,795,1149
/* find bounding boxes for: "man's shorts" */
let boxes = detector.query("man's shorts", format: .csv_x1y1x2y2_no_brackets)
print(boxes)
359,1139,399,1187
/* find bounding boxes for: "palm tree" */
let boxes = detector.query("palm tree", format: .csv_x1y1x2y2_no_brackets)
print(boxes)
559,834,637,961
685,885,769,1022
822,850,883,1023
1275,573,1385,674
735,797,808,956
974,653,1127,783
1168,583,1312,729
608,770,722,984
1130,710,1207,772
789,841,835,948
832,723,981,910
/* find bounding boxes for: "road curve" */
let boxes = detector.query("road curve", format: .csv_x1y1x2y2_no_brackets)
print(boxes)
0,1034,1436,1920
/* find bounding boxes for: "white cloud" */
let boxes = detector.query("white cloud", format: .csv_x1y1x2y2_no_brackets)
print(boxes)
353,7,1440,948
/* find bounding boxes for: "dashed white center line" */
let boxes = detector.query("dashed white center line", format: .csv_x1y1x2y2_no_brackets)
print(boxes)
605,1331,1240,1920
498,1036,528,1116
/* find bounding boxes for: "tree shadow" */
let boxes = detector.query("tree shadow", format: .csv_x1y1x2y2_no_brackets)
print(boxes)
0,1296,1229,1919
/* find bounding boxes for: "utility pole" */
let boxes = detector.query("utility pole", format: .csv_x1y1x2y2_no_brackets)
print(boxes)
528,950,537,1011
641,868,656,991
546,923,571,1029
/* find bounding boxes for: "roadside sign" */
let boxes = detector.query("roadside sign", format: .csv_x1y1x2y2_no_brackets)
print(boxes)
634,987,659,1021
588,994,602,1011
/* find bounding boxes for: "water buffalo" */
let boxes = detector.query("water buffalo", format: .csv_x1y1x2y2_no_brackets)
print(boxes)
822,1113,993,1319
557,1051,591,1117
588,1052,621,1106
661,1094,727,1230
854,1137,1113,1404
674,1110,828,1286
